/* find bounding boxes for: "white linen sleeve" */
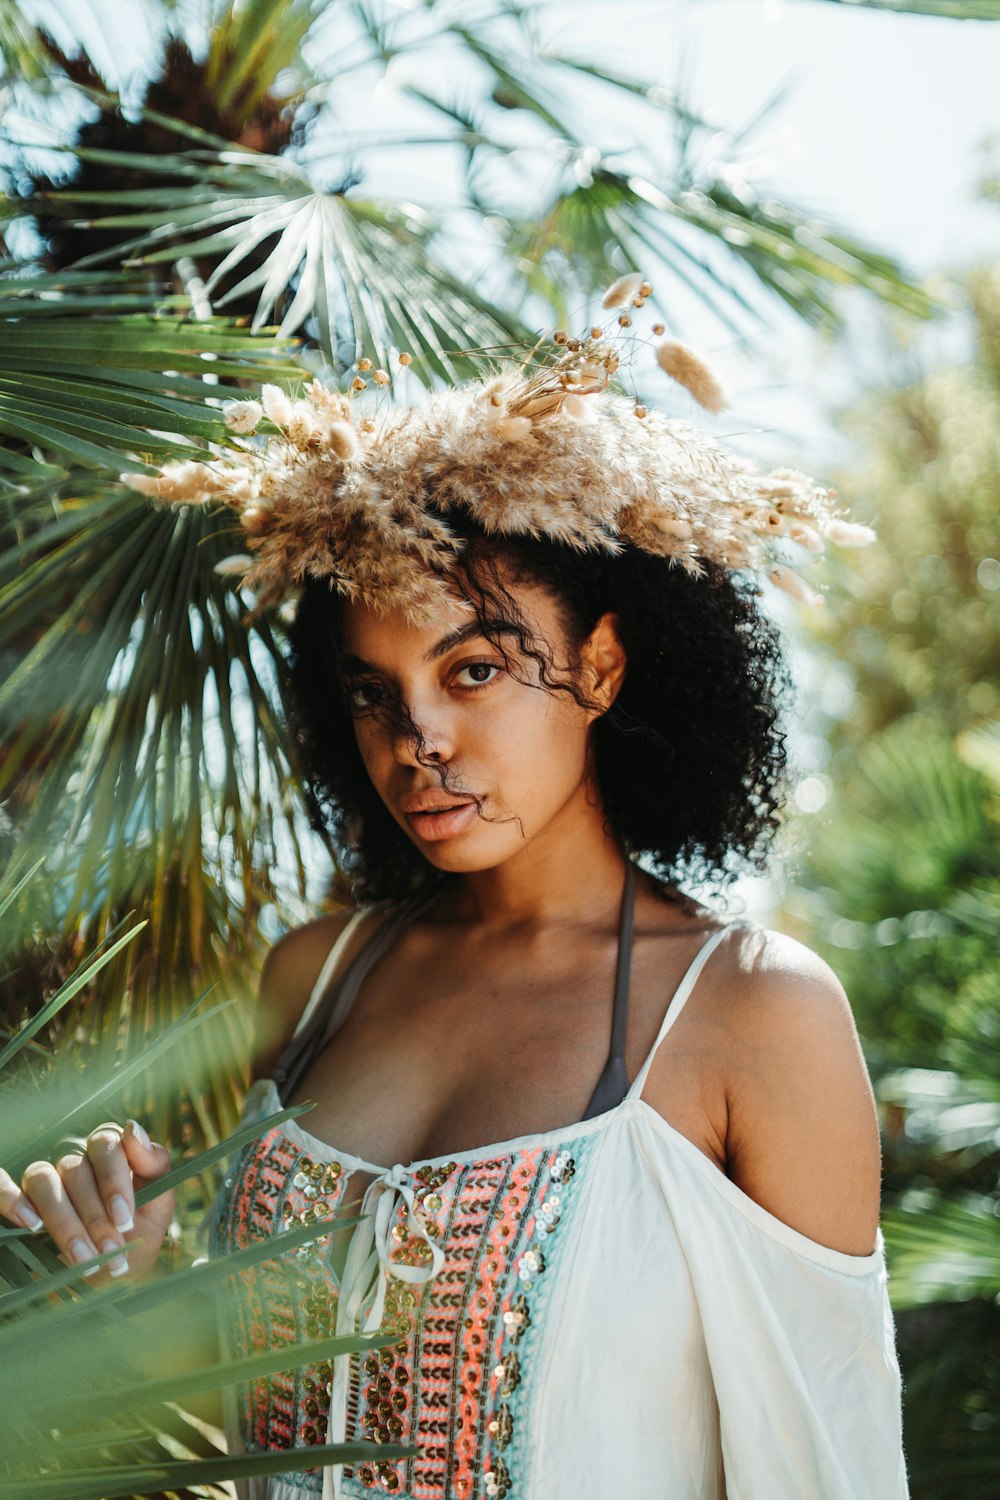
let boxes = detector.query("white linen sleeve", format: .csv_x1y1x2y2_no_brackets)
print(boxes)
654,1126,910,1500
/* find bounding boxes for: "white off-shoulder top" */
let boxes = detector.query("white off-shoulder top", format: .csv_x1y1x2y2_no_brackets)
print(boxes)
209,900,910,1500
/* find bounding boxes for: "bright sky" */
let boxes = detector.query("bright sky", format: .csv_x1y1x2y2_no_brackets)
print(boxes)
609,0,1000,463
589,0,1000,277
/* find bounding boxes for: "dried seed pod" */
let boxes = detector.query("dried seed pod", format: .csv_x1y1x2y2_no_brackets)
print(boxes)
655,340,728,414
602,273,644,309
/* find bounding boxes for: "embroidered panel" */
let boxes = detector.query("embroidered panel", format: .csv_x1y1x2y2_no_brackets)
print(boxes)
210,1125,592,1498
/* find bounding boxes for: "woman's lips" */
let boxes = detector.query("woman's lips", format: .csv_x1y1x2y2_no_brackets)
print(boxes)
405,801,479,842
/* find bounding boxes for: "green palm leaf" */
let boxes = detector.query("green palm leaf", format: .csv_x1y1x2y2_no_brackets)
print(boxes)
0,0,48,83
204,0,320,118
812,0,1000,15
510,162,934,339
0,265,300,482
0,485,315,1153
803,721,994,921
41,140,531,371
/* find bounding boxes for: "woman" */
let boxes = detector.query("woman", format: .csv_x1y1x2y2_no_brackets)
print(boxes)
1,310,908,1498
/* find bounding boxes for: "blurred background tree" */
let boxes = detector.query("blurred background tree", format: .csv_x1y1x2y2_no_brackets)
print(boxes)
782,237,1000,1494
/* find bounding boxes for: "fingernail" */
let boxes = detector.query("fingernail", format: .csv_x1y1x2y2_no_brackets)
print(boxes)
126,1118,150,1149
102,1240,129,1278
17,1204,43,1233
71,1238,100,1277
109,1195,134,1232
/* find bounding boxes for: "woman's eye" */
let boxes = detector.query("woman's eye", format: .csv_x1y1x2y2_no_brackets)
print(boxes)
454,661,501,690
345,680,384,711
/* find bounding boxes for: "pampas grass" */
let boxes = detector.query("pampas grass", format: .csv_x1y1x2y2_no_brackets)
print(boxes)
223,399,263,434
601,273,643,309
122,317,871,626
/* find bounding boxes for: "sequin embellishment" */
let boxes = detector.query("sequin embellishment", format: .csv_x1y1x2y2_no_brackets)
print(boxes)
482,1146,580,1500
211,1115,591,1499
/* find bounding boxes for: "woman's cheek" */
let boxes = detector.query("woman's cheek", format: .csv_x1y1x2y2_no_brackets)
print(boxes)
353,724,396,793
498,703,590,802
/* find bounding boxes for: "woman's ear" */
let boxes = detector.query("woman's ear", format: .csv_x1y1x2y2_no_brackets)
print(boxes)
581,612,627,715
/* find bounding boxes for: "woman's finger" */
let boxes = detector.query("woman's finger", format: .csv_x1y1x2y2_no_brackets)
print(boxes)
121,1119,175,1238
0,1166,44,1233
6,1121,174,1284
122,1118,173,1183
57,1150,130,1276
85,1124,137,1234
19,1159,122,1278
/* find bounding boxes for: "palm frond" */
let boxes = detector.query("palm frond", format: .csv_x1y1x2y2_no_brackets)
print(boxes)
803,720,994,923
956,717,1000,791
0,0,49,84
0,478,322,1154
204,0,319,118
39,139,530,372
810,0,1000,16
0,265,300,483
510,163,936,342
882,1197,1000,1307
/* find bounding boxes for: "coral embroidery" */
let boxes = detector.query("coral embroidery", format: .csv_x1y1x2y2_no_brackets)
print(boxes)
210,1125,591,1498
212,1126,347,1475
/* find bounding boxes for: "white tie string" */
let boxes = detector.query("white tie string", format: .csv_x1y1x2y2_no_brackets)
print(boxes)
323,1164,446,1500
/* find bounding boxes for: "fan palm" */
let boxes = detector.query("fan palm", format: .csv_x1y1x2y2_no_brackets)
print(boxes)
3,2,999,1494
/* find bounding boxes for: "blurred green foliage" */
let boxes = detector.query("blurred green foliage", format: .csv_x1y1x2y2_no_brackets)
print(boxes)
0,868,400,1498
789,260,1000,1498
3,1,999,1492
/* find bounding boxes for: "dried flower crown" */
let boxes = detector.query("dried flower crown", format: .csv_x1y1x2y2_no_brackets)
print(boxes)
124,272,874,624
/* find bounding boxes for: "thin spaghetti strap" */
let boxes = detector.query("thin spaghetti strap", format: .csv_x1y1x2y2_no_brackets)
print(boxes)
291,909,372,1041
609,860,636,1062
580,861,636,1121
626,919,753,1102
271,883,441,1104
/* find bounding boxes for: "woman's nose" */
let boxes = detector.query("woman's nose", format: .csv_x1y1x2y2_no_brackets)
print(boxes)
391,699,455,767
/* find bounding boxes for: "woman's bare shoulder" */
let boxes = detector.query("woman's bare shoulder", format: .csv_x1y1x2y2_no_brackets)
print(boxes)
252,906,376,1076
713,924,882,1257
259,910,359,999
704,922,871,1089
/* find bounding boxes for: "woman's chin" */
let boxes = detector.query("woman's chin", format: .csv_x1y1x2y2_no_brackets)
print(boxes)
419,841,503,874
408,826,518,875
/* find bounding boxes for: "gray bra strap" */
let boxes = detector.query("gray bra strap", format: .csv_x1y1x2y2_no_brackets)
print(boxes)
580,860,636,1121
271,884,442,1105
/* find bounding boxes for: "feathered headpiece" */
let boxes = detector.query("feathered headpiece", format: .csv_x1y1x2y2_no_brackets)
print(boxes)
124,273,874,624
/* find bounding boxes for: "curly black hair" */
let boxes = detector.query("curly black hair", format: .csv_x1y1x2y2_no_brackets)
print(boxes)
284,511,796,912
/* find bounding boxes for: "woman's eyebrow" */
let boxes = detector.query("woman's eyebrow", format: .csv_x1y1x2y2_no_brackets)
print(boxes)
423,619,497,662
422,621,521,663
340,657,379,681
339,619,512,676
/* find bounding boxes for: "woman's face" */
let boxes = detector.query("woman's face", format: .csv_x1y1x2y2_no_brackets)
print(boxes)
336,574,625,874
